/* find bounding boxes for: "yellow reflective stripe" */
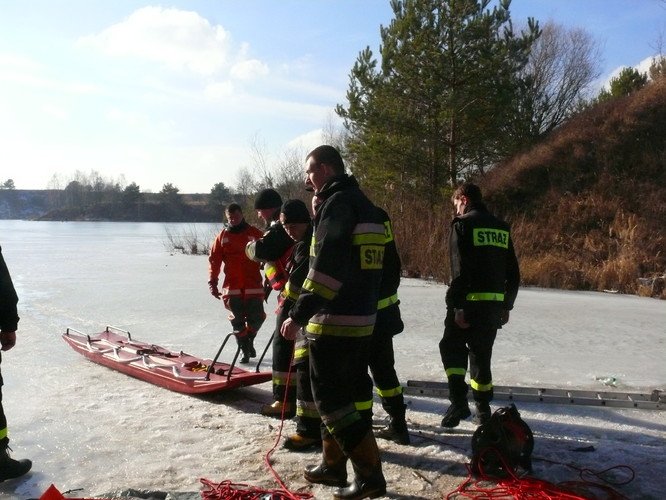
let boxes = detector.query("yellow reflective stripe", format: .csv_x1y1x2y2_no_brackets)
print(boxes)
466,292,505,301
0,427,6,440
375,385,403,398
352,233,386,245
471,379,493,392
352,222,386,246
302,278,337,300
323,405,361,434
284,282,301,295
446,367,467,377
293,346,309,360
305,323,375,337
265,263,278,277
354,399,374,411
377,293,399,310
297,406,321,419
383,221,394,243
322,401,373,433
272,372,297,387
281,287,300,301
473,228,509,248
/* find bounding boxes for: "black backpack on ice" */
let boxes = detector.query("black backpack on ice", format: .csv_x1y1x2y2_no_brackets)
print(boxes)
470,403,534,476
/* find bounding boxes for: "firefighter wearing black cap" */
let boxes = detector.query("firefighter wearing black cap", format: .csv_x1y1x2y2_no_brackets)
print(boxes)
440,183,520,428
281,145,387,500
246,188,296,417
276,200,321,451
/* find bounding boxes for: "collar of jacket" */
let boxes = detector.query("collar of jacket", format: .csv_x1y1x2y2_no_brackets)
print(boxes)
227,219,250,233
317,174,358,201
463,201,488,215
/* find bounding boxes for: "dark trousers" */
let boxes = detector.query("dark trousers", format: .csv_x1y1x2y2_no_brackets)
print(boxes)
224,296,265,333
368,332,404,413
309,335,373,453
271,307,296,403
295,359,321,439
224,296,265,351
439,309,497,405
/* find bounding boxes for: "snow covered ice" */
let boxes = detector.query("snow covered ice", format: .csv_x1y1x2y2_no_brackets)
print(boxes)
0,221,664,499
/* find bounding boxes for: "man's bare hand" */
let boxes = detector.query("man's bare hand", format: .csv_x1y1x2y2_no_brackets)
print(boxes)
280,318,301,340
454,309,470,329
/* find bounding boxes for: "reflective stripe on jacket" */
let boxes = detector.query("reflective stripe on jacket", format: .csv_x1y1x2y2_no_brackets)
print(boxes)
290,175,384,338
446,202,520,312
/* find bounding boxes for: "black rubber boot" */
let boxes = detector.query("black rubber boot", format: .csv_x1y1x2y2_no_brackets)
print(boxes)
441,401,471,428
247,331,257,358
334,432,386,500
236,335,251,364
473,401,491,425
304,436,348,487
0,446,32,483
374,403,410,445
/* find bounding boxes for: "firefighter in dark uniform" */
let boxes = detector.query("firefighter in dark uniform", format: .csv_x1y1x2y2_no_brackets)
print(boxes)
0,246,32,482
245,188,296,416
275,200,321,451
281,145,387,500
370,207,409,445
440,183,520,427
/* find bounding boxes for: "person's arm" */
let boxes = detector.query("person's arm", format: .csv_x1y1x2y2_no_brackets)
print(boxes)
0,247,20,350
502,232,520,324
207,231,225,299
246,224,293,262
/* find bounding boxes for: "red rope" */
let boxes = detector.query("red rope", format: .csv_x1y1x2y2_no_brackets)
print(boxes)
201,349,313,500
446,447,633,500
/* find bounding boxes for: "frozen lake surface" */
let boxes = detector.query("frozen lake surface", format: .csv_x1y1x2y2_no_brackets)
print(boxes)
0,220,664,499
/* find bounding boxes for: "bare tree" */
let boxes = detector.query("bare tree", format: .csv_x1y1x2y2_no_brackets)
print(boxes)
274,146,308,201
247,133,274,189
515,21,602,139
234,166,257,199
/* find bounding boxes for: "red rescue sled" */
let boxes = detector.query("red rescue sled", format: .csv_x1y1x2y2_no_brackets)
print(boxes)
62,325,272,394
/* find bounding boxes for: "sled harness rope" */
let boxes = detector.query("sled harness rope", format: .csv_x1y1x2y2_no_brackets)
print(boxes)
200,349,312,500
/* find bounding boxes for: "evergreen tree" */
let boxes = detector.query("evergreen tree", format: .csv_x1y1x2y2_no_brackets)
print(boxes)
596,67,648,102
209,182,231,210
336,0,539,205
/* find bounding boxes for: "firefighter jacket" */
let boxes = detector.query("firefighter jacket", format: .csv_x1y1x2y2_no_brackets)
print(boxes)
279,224,313,365
375,208,404,337
446,202,520,324
281,225,314,307
289,174,385,338
246,221,294,292
208,221,264,300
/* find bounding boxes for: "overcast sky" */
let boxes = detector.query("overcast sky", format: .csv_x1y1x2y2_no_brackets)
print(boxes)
1,0,664,193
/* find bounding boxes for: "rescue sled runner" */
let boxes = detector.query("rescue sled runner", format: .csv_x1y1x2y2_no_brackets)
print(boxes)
62,325,272,394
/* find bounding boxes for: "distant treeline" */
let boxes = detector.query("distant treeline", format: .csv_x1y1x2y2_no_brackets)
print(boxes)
0,188,231,222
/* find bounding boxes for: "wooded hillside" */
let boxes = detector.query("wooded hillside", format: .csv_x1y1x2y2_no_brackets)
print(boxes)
384,79,665,297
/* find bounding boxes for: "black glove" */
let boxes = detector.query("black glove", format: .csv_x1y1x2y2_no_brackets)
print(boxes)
208,279,221,299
